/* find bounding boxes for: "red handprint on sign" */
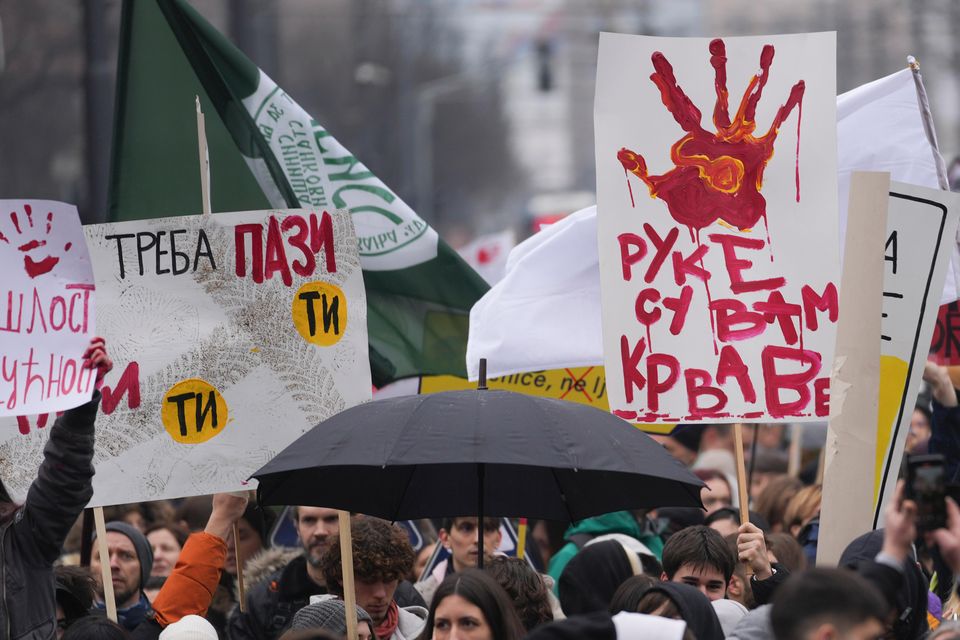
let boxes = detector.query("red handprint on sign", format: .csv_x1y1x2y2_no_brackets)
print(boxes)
618,39,805,234
0,204,73,278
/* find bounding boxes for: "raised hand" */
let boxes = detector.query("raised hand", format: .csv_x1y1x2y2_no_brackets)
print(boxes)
0,204,74,278
82,337,113,388
618,39,805,233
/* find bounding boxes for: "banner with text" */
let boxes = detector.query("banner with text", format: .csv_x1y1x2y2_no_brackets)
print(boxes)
596,32,840,423
0,200,96,417
0,209,370,506
873,183,960,525
420,368,674,435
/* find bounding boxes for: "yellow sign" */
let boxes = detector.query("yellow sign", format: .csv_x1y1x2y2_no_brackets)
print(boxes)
161,378,230,444
420,366,674,434
292,281,347,346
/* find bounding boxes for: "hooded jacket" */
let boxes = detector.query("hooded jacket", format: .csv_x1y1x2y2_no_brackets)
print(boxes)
839,530,928,640
546,512,663,590
0,392,99,640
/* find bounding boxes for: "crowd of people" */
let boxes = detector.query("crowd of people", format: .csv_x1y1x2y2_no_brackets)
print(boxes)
8,338,960,640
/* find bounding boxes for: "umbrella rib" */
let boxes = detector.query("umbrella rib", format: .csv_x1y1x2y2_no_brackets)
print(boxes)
389,465,418,522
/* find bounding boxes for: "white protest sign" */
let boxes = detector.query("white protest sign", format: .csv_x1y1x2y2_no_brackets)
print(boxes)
0,209,370,506
0,200,95,418
872,182,960,525
595,32,840,423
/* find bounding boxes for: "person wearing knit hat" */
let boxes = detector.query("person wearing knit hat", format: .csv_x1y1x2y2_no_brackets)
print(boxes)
290,599,375,639
90,520,155,631
158,614,219,640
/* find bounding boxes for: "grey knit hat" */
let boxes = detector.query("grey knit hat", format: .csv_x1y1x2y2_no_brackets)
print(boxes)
93,521,154,591
291,599,374,635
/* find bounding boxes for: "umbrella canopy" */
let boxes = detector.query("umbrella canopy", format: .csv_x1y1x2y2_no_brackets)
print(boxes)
253,389,704,522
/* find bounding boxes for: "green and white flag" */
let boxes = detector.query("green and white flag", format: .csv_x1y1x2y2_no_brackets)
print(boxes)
109,0,488,385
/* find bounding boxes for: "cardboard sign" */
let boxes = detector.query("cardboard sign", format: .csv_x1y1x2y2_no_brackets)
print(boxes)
0,209,370,506
0,200,96,417
595,33,840,423
872,183,960,525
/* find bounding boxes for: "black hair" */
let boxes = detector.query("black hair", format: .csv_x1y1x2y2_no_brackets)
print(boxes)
484,556,553,631
418,569,525,640
62,616,130,640
771,569,888,640
609,574,658,613
440,516,500,533
661,525,736,582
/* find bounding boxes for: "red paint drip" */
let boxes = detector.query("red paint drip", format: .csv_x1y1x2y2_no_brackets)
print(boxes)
762,211,774,263
645,323,653,353
625,168,636,207
64,242,72,252
45,211,53,234
9,212,21,234
795,98,802,202
695,229,719,355
0,231,7,244
24,204,33,228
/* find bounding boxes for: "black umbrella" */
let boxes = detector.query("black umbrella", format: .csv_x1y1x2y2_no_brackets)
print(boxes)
252,366,704,567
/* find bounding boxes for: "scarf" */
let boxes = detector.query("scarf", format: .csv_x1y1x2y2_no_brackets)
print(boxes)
375,601,400,639
96,593,152,631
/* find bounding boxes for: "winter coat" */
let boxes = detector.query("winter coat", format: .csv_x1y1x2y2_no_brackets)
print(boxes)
1,392,98,640
309,595,426,640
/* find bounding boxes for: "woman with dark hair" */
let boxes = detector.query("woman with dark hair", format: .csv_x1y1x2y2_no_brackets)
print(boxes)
0,338,112,640
483,556,553,631
608,574,657,614
635,582,724,640
418,569,524,640
146,523,189,577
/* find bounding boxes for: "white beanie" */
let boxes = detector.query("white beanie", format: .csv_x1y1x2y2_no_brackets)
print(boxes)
158,615,218,640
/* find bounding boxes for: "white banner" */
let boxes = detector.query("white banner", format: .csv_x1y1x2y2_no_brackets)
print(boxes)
0,200,95,417
595,32,840,422
0,209,370,506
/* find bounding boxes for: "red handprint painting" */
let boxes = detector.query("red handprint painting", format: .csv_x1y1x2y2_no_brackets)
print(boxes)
618,38,804,236
596,33,840,424
1,199,96,418
0,203,74,278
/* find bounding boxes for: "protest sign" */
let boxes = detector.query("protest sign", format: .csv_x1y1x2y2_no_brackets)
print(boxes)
872,182,960,526
820,177,960,563
930,302,960,366
0,209,370,506
421,368,673,435
595,32,839,423
0,200,95,417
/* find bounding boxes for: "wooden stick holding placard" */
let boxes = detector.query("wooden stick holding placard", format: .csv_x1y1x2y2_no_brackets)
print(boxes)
194,98,250,614
195,95,211,217
339,511,358,640
93,507,118,623
733,423,751,526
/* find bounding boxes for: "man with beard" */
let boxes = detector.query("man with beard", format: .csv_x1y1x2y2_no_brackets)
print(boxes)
227,507,424,640
90,522,155,631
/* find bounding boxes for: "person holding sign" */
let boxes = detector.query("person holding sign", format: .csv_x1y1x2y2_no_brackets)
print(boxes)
0,337,111,640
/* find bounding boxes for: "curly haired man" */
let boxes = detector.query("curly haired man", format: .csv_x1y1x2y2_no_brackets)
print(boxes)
321,518,427,640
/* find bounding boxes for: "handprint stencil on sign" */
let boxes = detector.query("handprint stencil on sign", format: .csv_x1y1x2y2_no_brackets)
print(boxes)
0,204,72,278
617,39,805,238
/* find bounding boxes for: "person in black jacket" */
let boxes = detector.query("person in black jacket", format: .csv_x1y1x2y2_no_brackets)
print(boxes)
0,337,112,640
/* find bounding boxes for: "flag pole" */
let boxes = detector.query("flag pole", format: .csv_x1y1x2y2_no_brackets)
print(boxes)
195,95,212,216
907,56,950,191
93,507,118,623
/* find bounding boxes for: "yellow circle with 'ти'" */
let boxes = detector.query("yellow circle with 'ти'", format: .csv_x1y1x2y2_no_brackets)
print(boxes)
292,281,347,346
161,378,229,444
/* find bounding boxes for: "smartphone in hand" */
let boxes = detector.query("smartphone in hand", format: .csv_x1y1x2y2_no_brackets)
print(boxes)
906,453,947,532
